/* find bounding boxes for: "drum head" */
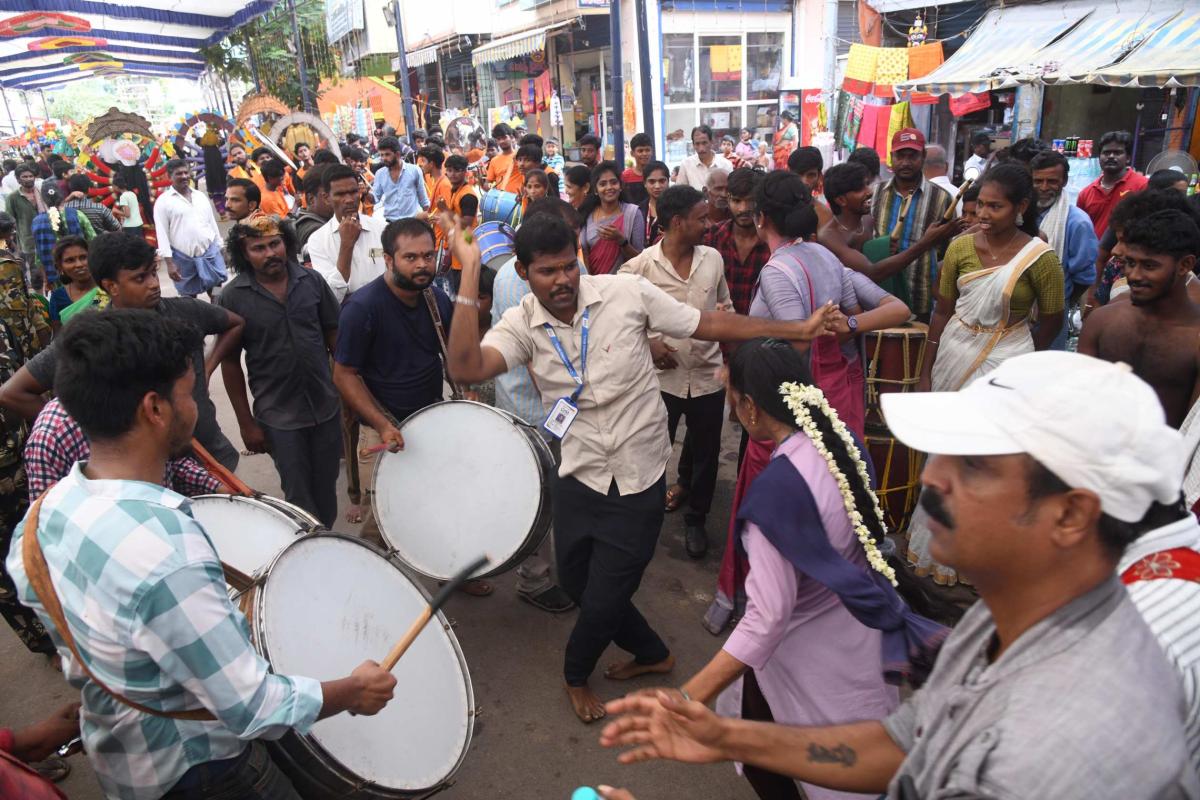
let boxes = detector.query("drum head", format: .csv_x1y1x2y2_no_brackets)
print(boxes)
373,402,546,580
190,495,310,578
258,536,472,792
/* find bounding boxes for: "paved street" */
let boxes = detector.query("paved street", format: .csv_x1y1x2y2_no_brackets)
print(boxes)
0,263,756,800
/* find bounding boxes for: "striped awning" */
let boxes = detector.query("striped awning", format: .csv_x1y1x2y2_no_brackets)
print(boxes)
900,4,1091,95
1033,6,1184,84
1090,7,1200,87
406,45,438,68
471,22,570,68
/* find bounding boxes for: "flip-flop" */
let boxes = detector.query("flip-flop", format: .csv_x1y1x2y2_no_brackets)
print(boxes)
664,484,689,513
519,584,575,613
457,579,494,597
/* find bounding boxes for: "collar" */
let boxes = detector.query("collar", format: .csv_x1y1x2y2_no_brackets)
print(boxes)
1119,515,1200,572
646,240,709,284
230,259,306,292
63,460,187,510
527,275,602,329
883,174,927,197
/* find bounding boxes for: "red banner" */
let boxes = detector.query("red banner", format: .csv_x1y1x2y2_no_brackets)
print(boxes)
800,89,823,147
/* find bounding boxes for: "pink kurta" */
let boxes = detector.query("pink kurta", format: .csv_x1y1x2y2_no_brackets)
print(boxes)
716,433,899,800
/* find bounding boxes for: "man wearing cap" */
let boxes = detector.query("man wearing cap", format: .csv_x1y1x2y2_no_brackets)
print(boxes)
599,350,1198,798
869,129,954,318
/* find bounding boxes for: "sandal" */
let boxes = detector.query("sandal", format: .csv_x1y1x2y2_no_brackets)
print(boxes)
519,584,575,613
664,483,689,513
457,579,494,597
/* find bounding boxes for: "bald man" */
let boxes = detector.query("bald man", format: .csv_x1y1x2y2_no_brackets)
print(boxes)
924,144,955,196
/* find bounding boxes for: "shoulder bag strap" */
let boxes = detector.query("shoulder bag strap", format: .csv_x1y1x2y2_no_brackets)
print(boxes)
423,289,465,400
21,495,216,721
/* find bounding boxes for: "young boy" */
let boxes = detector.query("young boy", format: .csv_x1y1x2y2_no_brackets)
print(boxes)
543,139,565,175
621,132,654,206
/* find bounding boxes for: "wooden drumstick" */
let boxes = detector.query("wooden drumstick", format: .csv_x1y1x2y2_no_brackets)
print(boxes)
381,555,489,672
191,438,255,496
890,195,914,242
943,178,975,222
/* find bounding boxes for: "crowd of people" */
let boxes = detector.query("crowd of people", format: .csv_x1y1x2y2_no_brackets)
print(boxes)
0,113,1197,800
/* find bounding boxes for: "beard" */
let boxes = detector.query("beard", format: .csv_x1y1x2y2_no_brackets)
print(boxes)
390,267,432,291
1037,194,1058,209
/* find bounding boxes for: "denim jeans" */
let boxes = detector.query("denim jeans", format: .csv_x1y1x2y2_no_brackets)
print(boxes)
162,741,300,800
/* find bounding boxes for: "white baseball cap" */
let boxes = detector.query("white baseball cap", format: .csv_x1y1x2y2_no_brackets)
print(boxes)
881,351,1184,523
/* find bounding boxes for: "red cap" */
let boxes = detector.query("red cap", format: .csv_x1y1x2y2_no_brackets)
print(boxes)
891,127,925,152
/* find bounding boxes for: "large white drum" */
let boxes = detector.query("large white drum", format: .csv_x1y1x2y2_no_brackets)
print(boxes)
372,401,554,581
251,534,474,797
190,495,320,583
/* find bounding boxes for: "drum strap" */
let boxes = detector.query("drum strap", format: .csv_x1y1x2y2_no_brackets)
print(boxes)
21,494,217,722
423,288,465,400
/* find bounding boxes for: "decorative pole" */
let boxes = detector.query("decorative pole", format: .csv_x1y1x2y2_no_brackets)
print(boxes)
287,0,314,111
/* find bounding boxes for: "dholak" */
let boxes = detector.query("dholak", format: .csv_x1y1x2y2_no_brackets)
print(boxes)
865,431,925,536
474,220,516,268
245,534,474,798
372,401,554,581
862,323,928,431
481,188,520,226
190,495,321,590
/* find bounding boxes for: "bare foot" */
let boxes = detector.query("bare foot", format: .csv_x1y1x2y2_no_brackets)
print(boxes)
565,683,607,723
604,653,675,681
345,504,364,524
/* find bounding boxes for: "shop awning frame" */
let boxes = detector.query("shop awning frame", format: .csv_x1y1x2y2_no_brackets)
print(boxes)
1089,7,1200,88
405,45,438,68
471,21,572,68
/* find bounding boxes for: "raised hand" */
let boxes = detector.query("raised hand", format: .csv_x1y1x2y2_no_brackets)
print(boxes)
599,690,727,766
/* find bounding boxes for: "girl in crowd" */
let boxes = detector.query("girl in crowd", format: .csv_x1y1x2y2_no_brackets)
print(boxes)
639,160,670,247
523,168,550,213
564,164,592,209
707,170,909,635
908,164,1064,586
579,161,645,275
48,236,107,332
684,339,942,800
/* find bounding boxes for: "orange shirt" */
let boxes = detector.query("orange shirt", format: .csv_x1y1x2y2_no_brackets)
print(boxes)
431,178,480,269
466,148,485,164
358,169,375,216
485,152,523,194
253,174,292,217
228,164,254,181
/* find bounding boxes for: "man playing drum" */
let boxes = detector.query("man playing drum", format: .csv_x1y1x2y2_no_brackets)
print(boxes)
443,210,838,723
7,310,397,800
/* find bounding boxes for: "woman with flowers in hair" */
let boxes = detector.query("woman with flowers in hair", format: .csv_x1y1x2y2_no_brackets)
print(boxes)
678,338,944,800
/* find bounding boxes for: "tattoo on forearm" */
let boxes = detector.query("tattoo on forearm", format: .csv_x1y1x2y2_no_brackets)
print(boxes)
807,743,857,767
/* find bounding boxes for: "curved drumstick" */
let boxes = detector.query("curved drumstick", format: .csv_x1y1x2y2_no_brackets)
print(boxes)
381,555,489,671
190,438,255,496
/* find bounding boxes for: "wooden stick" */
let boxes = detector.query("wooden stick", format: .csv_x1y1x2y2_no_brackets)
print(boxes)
191,438,255,496
381,555,489,672
943,178,975,222
890,195,914,241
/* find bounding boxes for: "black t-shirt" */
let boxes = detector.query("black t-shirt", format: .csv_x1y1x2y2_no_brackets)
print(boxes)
333,277,452,419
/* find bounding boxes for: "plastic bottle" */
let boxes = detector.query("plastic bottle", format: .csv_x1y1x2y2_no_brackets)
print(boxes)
572,789,601,800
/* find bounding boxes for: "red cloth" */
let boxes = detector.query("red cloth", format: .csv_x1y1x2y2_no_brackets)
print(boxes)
716,438,773,603
1121,547,1200,584
1076,170,1149,237
0,731,68,800
620,168,643,186
949,91,991,117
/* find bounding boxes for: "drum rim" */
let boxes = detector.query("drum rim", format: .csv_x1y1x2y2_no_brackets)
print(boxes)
370,400,554,581
252,532,476,794
191,494,319,534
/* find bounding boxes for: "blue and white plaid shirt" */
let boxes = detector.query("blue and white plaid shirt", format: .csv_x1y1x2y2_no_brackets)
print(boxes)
6,463,324,800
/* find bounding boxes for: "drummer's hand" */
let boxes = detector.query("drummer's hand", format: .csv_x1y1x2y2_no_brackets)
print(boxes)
240,422,269,454
349,660,397,716
378,423,405,452
597,223,624,242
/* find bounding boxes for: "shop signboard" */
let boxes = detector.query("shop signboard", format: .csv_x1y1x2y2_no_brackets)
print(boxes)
326,0,364,45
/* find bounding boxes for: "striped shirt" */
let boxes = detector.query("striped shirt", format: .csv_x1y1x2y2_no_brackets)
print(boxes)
6,463,324,800
1119,515,1200,774
870,176,952,316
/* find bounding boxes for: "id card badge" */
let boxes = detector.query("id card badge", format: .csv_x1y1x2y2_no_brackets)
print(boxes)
542,397,579,439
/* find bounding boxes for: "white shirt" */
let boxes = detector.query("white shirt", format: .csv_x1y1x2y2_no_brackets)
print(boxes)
963,153,987,180
1,171,41,201
152,186,220,259
306,213,388,302
676,153,733,189
929,174,961,215
1118,514,1200,774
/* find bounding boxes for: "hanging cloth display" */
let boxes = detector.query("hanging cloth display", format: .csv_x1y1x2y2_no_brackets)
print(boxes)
885,102,914,166
873,48,909,99
906,42,944,105
550,91,564,127
843,44,879,95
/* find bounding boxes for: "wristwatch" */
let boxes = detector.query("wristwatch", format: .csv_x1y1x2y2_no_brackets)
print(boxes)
847,315,859,332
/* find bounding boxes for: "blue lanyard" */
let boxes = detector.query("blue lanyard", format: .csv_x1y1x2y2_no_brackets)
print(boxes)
543,308,589,403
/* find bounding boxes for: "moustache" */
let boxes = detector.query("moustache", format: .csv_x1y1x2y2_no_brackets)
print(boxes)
920,487,955,530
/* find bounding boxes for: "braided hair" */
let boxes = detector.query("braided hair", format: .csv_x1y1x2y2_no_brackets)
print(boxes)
728,338,887,547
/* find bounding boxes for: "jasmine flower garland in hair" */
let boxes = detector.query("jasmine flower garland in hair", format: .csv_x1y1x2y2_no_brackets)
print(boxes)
779,381,897,587
48,207,62,235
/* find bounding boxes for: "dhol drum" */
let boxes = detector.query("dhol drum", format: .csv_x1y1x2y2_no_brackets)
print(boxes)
481,188,521,226
246,534,474,798
474,220,517,268
189,494,321,589
862,323,928,431
865,430,925,536
373,401,554,581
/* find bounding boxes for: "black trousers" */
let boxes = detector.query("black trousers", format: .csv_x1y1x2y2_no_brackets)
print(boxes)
663,389,726,526
553,473,671,686
261,414,343,529
742,670,804,800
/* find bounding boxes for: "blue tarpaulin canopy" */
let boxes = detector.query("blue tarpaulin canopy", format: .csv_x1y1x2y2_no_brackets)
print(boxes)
0,1,279,90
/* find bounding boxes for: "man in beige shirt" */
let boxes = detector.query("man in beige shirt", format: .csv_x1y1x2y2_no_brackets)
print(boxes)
443,210,836,724
621,185,730,558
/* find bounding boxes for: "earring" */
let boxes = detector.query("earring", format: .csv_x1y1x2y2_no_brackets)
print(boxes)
1016,212,1024,226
